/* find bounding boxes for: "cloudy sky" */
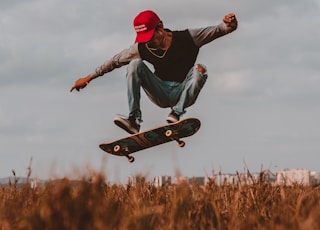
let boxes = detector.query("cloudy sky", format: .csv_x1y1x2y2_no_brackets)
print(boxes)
1,0,319,182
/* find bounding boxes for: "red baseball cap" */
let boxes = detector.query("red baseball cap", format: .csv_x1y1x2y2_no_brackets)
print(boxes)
133,10,161,43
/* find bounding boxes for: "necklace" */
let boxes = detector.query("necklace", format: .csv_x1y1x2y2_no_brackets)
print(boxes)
146,44,168,58
145,33,171,58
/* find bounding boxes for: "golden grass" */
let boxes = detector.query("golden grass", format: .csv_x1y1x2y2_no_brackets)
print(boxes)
1,171,320,230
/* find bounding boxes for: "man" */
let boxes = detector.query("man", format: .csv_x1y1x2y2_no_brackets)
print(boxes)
70,10,238,134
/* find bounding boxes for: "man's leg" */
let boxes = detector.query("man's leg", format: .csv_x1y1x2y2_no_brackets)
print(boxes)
115,59,174,133
170,64,208,119
127,59,177,118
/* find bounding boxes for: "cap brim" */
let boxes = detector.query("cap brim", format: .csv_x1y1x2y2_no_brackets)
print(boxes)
135,29,155,43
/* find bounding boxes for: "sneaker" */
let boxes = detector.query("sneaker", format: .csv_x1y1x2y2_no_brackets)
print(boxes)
166,111,180,123
114,115,141,134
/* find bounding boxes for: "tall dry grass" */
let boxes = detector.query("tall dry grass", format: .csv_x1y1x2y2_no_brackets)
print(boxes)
1,171,320,230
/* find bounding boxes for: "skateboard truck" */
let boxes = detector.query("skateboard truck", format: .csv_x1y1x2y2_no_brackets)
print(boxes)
125,154,135,163
165,129,185,147
113,145,135,163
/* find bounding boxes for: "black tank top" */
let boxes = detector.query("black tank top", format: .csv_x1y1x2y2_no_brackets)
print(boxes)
138,30,199,83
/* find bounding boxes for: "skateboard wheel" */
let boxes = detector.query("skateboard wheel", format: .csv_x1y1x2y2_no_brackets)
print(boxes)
113,145,121,153
165,129,173,137
128,156,135,163
178,141,185,147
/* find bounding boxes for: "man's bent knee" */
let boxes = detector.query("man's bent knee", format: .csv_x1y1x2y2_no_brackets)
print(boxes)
128,59,144,69
127,59,145,78
196,64,207,75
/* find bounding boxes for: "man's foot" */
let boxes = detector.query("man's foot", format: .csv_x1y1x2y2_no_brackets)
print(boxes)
166,111,180,123
114,116,141,134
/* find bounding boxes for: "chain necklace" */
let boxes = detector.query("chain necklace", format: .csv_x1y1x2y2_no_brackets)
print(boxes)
145,43,168,58
145,33,171,59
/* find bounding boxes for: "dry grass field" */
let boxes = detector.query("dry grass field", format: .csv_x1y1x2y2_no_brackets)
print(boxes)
1,171,320,230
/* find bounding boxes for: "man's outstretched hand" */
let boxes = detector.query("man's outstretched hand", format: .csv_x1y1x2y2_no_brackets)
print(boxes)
70,75,92,92
223,13,238,29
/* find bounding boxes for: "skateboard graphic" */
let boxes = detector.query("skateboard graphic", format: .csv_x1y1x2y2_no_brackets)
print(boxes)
99,118,201,163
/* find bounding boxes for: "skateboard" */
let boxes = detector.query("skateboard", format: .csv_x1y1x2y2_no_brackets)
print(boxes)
99,118,201,163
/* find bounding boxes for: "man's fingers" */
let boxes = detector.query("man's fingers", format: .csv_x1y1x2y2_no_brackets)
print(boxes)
223,16,231,23
224,13,236,23
70,84,81,92
70,86,82,92
70,77,90,92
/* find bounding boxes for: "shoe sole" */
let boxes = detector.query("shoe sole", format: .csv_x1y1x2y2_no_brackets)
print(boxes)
166,117,179,124
114,119,137,135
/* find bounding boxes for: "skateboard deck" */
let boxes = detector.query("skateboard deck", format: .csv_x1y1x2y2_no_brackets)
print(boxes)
99,118,201,163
